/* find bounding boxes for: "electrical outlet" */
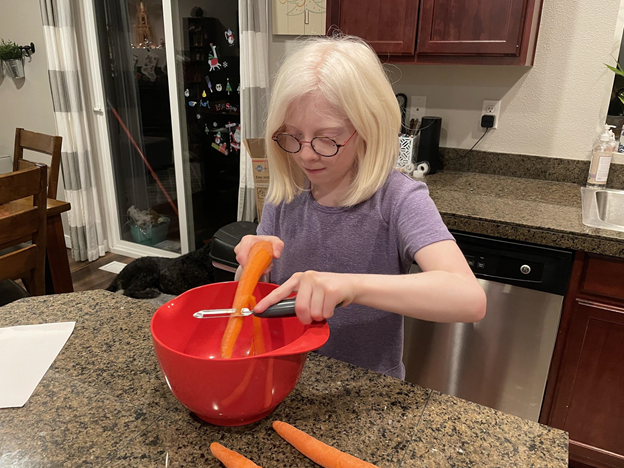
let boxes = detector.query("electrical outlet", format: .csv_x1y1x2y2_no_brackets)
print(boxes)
481,100,501,129
409,96,427,124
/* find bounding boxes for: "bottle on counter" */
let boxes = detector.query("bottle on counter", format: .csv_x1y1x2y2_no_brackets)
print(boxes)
619,123,624,153
587,124,616,188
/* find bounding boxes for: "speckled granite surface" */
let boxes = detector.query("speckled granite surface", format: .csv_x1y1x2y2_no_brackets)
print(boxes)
439,148,624,189
403,392,569,468
0,290,567,467
424,171,624,258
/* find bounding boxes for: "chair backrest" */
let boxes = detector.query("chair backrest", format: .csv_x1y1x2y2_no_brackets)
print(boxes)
13,128,62,199
0,163,48,295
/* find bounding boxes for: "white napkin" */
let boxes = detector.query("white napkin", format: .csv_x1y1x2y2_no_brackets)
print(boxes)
0,322,75,408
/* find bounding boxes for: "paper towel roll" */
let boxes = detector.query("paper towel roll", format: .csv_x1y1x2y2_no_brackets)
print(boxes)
413,161,431,179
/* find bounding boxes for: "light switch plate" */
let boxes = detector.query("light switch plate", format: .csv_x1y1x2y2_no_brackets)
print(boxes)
409,96,427,124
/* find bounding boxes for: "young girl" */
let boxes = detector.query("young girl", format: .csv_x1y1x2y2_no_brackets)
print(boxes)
235,36,486,379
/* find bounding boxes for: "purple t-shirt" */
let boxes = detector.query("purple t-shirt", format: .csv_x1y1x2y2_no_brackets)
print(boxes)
257,171,453,379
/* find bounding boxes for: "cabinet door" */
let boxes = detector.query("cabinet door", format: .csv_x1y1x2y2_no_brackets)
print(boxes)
417,0,527,56
549,300,624,466
328,0,419,56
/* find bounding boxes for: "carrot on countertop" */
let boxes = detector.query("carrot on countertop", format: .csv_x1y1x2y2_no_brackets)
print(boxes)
272,421,380,468
220,241,273,359
210,442,262,468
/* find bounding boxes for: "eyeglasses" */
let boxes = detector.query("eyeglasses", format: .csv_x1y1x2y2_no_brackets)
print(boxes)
272,129,357,157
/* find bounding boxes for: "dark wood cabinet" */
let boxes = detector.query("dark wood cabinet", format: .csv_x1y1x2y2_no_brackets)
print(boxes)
327,0,543,65
541,252,624,468
418,0,526,56
327,0,420,56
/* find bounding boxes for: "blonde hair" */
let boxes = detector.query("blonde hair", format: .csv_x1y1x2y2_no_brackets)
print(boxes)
265,36,401,206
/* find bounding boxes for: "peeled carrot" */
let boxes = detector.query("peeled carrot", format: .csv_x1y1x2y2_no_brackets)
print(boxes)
248,295,257,310
210,442,262,468
220,241,273,359
272,421,379,468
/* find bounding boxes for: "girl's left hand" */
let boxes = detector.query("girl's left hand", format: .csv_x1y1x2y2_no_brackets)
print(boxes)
253,271,357,325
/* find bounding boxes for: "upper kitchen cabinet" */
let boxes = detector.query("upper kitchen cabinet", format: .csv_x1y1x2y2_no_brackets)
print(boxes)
327,0,420,56
418,0,535,61
326,0,543,65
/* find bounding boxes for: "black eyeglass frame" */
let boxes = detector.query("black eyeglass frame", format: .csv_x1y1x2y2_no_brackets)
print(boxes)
271,129,358,157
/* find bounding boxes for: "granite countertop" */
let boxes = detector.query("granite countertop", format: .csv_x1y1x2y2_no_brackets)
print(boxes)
0,291,568,467
425,171,624,258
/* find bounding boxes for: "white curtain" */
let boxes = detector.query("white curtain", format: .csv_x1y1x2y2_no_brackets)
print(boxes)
238,0,270,222
40,0,107,261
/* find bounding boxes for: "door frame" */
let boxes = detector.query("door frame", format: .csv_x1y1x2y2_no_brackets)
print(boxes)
79,0,191,259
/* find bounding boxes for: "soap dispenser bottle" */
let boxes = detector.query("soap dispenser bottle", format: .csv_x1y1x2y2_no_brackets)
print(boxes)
587,124,615,187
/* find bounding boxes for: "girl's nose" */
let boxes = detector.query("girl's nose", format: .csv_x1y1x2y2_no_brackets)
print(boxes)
299,142,320,161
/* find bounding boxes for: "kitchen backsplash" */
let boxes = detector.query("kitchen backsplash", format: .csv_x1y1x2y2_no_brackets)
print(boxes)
439,148,624,189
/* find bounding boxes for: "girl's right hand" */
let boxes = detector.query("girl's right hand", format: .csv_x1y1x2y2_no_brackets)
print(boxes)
234,235,284,271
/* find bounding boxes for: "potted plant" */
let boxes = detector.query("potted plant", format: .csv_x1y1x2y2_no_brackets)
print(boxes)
126,205,170,247
0,40,24,78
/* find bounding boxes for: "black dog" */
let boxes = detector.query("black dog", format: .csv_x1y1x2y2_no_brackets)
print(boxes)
106,242,215,299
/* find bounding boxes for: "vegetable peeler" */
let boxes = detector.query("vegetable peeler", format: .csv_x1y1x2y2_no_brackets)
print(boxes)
193,298,298,319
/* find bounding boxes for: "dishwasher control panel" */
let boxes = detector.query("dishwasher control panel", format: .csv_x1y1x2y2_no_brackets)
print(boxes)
463,252,544,283
451,231,574,296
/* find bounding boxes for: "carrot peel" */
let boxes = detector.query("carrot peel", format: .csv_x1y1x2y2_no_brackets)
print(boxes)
210,442,262,467
272,421,380,468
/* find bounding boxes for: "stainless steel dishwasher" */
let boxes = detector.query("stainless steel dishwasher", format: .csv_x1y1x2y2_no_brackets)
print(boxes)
403,231,573,422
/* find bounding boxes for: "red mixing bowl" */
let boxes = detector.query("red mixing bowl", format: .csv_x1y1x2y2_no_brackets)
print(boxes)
150,281,330,426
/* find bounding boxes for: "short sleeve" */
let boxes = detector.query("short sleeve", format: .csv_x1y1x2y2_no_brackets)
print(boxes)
393,178,455,263
256,202,277,236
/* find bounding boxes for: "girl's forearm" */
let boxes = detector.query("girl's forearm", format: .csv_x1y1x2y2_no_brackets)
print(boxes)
352,271,486,323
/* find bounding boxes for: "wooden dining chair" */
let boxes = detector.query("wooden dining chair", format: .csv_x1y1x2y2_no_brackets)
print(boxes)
14,128,62,199
0,163,48,296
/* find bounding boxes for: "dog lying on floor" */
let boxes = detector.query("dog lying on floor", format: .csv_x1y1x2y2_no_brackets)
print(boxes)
106,242,215,299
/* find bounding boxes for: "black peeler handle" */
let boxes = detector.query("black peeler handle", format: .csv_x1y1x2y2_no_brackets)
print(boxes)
253,298,297,318
253,298,343,318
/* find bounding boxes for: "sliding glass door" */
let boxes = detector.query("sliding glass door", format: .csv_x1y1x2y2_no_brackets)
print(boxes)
87,0,241,256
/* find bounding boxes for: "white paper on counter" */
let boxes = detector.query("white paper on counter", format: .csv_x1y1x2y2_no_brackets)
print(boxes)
0,322,75,408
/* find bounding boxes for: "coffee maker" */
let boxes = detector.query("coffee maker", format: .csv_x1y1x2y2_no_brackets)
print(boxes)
414,116,442,175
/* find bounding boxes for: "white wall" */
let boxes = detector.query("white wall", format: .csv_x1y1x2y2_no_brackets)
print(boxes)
268,0,624,161
0,0,69,239
0,0,56,156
